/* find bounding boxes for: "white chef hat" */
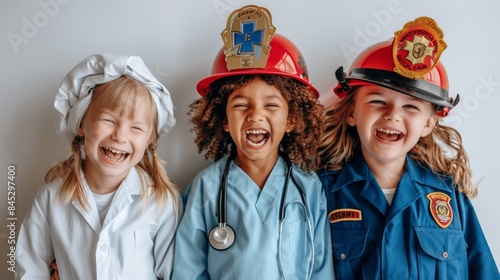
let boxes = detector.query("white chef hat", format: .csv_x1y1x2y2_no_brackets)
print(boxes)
54,54,176,140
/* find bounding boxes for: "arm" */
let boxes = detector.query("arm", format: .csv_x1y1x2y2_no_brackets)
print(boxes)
15,189,54,279
311,184,336,279
456,191,500,279
171,182,210,280
154,191,183,279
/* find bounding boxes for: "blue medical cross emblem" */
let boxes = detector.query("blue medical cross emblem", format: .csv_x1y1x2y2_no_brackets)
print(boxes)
233,22,263,53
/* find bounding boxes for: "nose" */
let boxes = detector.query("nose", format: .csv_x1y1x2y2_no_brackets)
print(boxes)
383,106,401,122
111,125,127,143
247,107,264,122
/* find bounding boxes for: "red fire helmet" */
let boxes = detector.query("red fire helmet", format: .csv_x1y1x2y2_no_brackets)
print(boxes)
197,34,319,98
334,39,459,117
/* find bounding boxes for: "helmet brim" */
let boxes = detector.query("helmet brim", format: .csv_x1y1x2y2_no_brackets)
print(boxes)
196,69,319,98
347,68,455,108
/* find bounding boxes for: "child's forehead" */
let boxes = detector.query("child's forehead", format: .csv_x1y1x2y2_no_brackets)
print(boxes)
229,78,285,99
90,89,155,119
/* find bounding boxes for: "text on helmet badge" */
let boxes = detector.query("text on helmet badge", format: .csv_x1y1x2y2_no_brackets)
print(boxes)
393,17,447,79
221,5,276,71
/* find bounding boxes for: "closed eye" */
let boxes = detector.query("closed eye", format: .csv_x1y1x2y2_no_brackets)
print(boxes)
369,100,386,105
266,103,281,108
102,119,115,124
404,104,421,110
231,103,249,108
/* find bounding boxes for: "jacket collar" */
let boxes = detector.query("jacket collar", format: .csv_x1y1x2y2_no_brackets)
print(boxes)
73,167,148,233
332,149,453,193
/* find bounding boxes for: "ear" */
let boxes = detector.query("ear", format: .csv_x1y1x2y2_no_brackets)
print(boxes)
346,105,356,127
77,127,85,137
223,119,229,132
421,116,437,137
286,117,296,132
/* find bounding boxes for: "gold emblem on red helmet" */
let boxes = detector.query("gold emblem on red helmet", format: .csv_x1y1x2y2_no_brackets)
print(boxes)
221,5,276,71
427,192,453,228
393,17,447,79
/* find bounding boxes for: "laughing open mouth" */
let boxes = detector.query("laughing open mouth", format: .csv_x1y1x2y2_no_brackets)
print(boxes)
100,147,130,162
246,129,269,147
376,128,404,142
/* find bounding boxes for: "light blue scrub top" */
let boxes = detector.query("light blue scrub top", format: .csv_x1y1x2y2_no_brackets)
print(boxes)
172,155,334,279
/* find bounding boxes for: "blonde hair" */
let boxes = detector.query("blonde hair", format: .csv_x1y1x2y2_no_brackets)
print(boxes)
46,76,180,216
317,87,477,198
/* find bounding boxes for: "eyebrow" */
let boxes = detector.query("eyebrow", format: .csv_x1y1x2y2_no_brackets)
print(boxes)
229,93,285,102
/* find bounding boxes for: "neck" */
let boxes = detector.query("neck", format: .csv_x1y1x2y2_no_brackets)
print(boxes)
83,163,125,194
234,154,278,189
362,152,405,190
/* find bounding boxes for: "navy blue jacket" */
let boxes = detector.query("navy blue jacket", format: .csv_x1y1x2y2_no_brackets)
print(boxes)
319,151,499,279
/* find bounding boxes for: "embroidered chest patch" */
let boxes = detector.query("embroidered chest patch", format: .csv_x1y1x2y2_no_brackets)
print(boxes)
426,192,453,228
328,208,362,223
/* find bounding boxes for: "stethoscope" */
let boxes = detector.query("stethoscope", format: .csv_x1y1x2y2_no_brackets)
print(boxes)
208,150,315,280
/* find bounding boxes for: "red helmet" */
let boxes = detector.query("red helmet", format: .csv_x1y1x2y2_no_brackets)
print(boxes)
197,33,318,98
334,17,459,117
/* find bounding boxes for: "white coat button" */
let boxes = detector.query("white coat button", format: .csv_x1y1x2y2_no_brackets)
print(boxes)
442,251,449,259
340,253,347,260
99,243,110,252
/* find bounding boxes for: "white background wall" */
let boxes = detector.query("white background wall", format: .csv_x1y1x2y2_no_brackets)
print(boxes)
1,0,499,278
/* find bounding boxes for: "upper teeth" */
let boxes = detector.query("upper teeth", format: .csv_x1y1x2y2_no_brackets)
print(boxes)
246,130,267,134
377,128,401,134
104,147,128,154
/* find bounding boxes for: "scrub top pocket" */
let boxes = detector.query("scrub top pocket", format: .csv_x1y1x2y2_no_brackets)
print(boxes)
282,201,311,278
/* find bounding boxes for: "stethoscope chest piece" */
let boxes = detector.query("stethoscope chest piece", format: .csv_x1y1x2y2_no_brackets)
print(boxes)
209,223,235,251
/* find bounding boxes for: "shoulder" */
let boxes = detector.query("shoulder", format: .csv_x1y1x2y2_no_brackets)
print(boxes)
21,179,66,219
317,168,343,188
291,166,325,197
182,157,228,204
292,165,321,184
405,157,455,192
317,168,341,180
191,158,226,186
33,179,64,202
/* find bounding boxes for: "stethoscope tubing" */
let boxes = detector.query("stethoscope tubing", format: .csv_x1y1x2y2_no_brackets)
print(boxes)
209,150,314,279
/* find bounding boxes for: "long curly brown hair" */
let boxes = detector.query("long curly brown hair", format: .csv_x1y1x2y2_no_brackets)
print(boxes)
189,74,325,172
317,87,476,198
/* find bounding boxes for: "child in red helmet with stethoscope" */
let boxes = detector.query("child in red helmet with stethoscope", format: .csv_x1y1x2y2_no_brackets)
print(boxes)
172,5,334,280
317,17,499,279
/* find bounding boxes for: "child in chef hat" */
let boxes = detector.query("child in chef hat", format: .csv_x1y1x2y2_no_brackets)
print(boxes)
15,54,181,280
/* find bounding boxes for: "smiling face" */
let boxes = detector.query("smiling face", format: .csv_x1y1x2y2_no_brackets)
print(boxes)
224,77,295,168
347,85,436,169
77,77,156,193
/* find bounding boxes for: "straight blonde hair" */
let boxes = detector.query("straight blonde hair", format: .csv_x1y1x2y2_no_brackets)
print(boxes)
46,76,180,217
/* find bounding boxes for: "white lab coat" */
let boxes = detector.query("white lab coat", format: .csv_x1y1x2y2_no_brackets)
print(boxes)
15,167,180,280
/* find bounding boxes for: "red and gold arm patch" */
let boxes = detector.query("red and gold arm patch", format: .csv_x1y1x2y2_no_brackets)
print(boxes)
328,208,362,223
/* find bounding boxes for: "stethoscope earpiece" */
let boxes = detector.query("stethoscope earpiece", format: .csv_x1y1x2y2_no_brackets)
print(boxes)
209,223,235,251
